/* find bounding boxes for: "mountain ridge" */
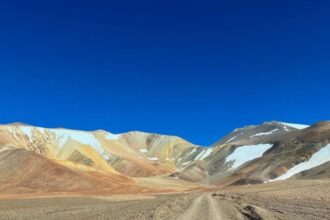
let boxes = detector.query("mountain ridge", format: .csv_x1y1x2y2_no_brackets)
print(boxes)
1,120,310,147
1,120,329,196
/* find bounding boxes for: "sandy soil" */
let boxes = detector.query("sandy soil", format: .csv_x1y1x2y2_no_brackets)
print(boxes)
0,179,329,220
215,178,330,220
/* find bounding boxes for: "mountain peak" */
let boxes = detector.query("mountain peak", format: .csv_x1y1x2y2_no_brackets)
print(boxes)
213,121,310,146
0,120,329,196
262,121,309,129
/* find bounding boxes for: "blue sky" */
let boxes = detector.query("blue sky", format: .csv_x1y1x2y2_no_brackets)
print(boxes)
1,0,330,145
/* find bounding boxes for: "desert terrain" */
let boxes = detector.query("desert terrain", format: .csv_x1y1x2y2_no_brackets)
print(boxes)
2,1,330,219
1,178,329,220
1,122,330,219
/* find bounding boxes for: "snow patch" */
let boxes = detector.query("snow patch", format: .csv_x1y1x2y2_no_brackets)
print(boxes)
20,126,33,142
195,148,212,160
19,126,46,141
280,122,309,129
148,157,159,161
105,132,120,140
8,127,18,139
225,144,273,169
187,149,197,155
271,144,330,181
36,127,45,134
225,135,238,144
182,161,191,166
251,129,279,138
52,129,105,154
139,148,148,153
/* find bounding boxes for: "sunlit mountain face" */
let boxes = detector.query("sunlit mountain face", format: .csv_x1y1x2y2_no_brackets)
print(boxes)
1,121,330,195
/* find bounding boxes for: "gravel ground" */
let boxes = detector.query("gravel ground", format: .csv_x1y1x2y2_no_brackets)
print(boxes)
0,179,329,220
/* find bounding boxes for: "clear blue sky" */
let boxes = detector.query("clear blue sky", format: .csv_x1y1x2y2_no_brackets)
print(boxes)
1,0,330,145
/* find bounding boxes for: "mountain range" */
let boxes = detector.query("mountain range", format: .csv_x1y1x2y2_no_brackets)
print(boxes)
0,121,329,195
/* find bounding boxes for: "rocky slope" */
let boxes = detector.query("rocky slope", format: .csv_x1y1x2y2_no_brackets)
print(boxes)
0,121,329,194
0,123,208,194
174,121,330,186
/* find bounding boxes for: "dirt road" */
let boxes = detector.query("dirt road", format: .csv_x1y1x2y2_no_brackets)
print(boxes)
0,193,269,220
179,194,241,220
0,179,329,220
179,194,222,220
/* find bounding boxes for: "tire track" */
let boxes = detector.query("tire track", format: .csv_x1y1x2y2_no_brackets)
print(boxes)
178,194,223,220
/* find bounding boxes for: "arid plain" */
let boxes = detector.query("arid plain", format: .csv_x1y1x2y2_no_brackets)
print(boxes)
0,179,329,220
0,122,330,219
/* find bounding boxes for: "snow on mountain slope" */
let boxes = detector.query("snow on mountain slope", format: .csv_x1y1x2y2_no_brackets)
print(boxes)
139,149,148,153
213,121,299,146
225,144,273,169
194,148,212,160
0,123,205,178
0,120,329,192
20,126,33,141
52,129,105,153
105,132,121,140
225,135,238,144
271,144,330,181
250,129,279,138
280,122,309,129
